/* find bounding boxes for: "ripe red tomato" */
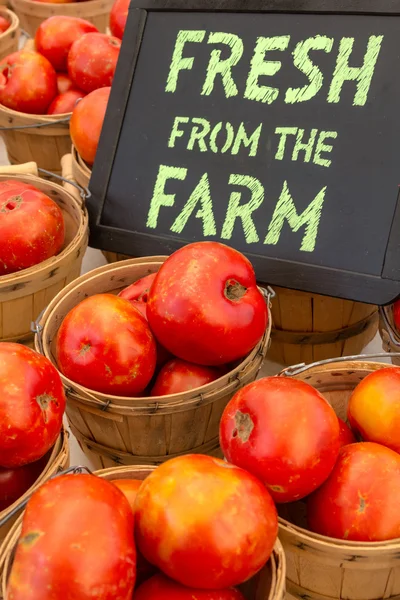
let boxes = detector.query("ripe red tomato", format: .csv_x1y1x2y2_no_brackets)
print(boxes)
0,50,57,114
0,343,65,468
135,454,277,589
393,300,400,331
70,86,110,165
68,33,121,93
109,0,130,39
56,293,157,396
347,367,400,453
308,442,400,541
151,359,221,396
7,474,136,600
147,242,268,366
47,89,85,115
0,454,47,512
220,377,340,503
134,574,245,600
338,417,356,447
56,73,74,94
0,16,10,34
119,273,157,303
35,16,98,72
0,180,65,275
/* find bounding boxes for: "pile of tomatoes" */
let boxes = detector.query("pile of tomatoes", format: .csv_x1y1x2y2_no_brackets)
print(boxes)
56,241,269,397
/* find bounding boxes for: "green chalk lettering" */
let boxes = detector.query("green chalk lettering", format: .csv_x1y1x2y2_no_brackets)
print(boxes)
209,122,235,153
274,127,298,160
188,118,211,152
327,35,383,106
313,131,337,168
244,36,290,104
285,36,334,103
231,123,262,157
168,116,189,148
292,128,318,162
146,165,187,229
264,180,326,252
202,32,244,97
171,173,216,236
221,174,264,243
166,30,206,93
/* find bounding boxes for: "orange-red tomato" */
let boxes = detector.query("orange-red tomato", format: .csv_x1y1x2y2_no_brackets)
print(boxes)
338,417,356,447
56,294,157,395
220,377,340,503
151,359,221,396
109,0,130,39
47,89,85,115
7,474,136,599
118,274,157,303
0,16,10,34
0,343,65,468
348,367,400,453
68,32,121,93
308,442,400,541
134,574,245,600
113,479,142,512
135,454,278,589
70,86,110,165
0,180,64,275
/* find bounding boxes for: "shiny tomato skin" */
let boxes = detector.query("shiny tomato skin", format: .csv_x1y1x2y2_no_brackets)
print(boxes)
220,377,340,503
338,417,356,447
56,73,74,94
109,0,130,39
393,300,400,331
135,454,278,589
7,474,136,600
0,181,65,275
308,442,400,541
118,273,157,303
151,359,221,396
134,574,245,600
35,16,98,72
0,343,65,468
68,33,121,93
47,88,85,115
0,50,57,114
56,293,157,396
147,242,268,366
347,368,400,453
70,86,110,165
0,455,47,512
0,16,10,34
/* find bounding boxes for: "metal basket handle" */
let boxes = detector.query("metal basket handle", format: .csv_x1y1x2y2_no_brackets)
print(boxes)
280,351,400,378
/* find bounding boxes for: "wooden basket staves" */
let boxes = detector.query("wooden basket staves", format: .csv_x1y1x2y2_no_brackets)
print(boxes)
379,305,400,366
34,257,272,467
0,8,19,62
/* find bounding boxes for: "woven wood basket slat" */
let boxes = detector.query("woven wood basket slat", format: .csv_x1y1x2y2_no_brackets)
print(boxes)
0,8,19,61
0,465,286,600
278,358,400,600
379,305,400,366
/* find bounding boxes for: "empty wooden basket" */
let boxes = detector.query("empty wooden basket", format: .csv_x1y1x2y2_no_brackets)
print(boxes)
379,305,400,366
267,287,378,365
34,257,272,467
0,8,19,61
278,356,400,600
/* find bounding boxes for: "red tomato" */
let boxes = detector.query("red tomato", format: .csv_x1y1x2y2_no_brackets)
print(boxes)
347,367,400,453
151,359,221,396
338,417,356,447
68,33,121,93
0,50,57,114
0,454,47,512
393,300,400,331
56,73,74,94
147,242,267,366
35,16,98,72
0,343,65,468
135,454,277,589
112,478,142,512
308,442,400,541
47,89,85,115
0,180,64,275
56,293,157,396
7,474,136,599
70,86,110,165
109,0,130,39
134,574,245,600
119,273,157,303
220,377,340,503
0,16,10,34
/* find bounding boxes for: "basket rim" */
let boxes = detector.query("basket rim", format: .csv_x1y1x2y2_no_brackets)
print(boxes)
0,7,19,35
11,0,113,9
71,145,91,178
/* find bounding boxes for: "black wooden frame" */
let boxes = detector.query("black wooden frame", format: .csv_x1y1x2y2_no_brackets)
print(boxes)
88,0,400,305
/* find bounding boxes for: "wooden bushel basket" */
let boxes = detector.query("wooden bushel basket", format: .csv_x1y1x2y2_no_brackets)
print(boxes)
10,0,113,36
267,287,379,366
379,305,400,366
34,257,272,467
0,8,19,62
0,465,286,600
0,157,88,346
277,354,400,600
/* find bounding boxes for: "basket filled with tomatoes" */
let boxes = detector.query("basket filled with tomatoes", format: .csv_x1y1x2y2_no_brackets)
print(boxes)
0,457,285,600
0,17,120,173
0,9,19,63
379,301,400,366
0,157,88,345
34,242,272,468
218,355,400,600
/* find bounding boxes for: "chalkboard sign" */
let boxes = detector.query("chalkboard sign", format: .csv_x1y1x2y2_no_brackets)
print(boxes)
88,0,400,305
